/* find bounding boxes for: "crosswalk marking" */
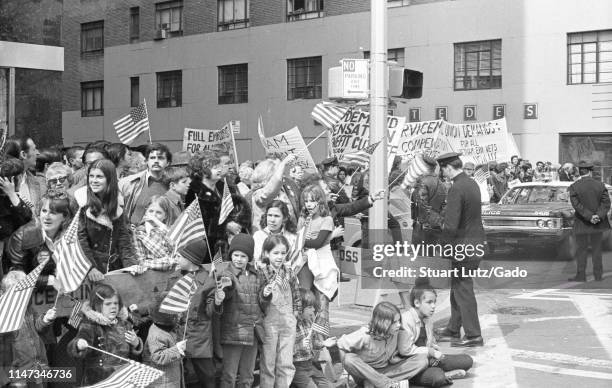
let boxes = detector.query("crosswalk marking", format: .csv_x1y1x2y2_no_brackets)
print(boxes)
570,294,612,359
513,361,612,380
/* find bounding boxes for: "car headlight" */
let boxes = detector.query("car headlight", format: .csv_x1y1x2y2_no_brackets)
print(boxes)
546,219,556,228
537,219,545,228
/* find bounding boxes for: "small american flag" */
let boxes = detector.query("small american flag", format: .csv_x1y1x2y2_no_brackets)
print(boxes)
273,269,290,293
473,168,491,185
113,102,150,145
288,225,308,273
68,299,83,329
168,200,207,250
55,209,92,293
0,259,49,333
159,274,196,314
311,321,330,337
82,361,164,388
218,178,234,225
341,141,381,168
311,102,348,130
210,248,223,276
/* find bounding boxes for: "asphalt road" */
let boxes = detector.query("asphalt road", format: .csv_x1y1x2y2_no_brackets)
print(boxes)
330,250,612,388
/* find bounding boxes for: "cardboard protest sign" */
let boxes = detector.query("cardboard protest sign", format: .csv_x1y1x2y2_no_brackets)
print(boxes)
261,126,318,172
438,118,514,165
397,119,452,160
31,270,182,318
330,107,406,172
182,122,238,167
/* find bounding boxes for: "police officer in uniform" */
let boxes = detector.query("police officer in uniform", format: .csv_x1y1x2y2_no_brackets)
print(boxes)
568,161,611,282
411,155,447,245
434,152,484,347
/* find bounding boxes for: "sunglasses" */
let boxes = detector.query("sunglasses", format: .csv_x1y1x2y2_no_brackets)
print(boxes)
47,176,68,185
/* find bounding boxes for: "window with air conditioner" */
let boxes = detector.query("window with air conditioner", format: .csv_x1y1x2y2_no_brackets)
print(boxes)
156,1,183,37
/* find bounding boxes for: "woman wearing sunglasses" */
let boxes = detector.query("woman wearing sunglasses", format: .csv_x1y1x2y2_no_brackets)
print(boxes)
45,162,72,194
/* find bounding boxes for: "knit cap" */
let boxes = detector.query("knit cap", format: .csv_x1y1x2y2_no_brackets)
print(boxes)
228,233,254,260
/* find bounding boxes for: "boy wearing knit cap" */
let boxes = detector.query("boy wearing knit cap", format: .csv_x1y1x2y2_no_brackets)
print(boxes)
175,240,218,388
215,233,269,388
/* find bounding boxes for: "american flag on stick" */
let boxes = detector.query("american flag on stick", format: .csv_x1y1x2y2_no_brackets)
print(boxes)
341,141,381,168
82,360,164,388
288,225,308,272
218,178,234,225
113,102,150,145
210,248,223,276
168,200,207,251
473,168,491,185
55,209,92,293
159,274,196,314
311,321,330,337
311,102,348,130
0,259,49,333
67,299,84,329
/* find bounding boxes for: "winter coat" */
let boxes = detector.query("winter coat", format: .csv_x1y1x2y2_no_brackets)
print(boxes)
181,268,217,359
569,176,612,234
216,262,269,346
77,205,138,274
0,193,32,248
67,307,143,386
143,324,184,388
12,308,51,385
6,222,57,290
118,169,148,226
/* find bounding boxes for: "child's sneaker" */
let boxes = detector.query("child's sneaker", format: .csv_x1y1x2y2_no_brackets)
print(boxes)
445,369,467,380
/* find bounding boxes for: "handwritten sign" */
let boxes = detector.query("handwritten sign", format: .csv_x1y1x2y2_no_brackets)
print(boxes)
261,126,317,172
438,118,516,165
182,123,238,167
397,119,451,161
330,107,406,172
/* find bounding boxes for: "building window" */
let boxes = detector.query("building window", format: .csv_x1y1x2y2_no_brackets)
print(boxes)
130,77,140,107
387,0,410,7
81,81,103,117
287,56,322,100
364,48,405,66
218,64,248,104
454,39,502,90
568,30,612,84
130,7,140,42
287,0,324,22
81,21,104,54
217,0,249,31
157,71,182,108
156,1,183,37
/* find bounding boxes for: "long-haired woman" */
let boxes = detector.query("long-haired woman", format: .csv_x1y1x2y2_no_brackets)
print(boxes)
78,159,137,281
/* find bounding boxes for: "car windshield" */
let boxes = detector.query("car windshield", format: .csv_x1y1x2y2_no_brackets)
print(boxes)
500,186,569,204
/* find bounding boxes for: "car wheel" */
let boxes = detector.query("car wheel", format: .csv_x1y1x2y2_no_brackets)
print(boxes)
603,230,612,251
557,235,576,260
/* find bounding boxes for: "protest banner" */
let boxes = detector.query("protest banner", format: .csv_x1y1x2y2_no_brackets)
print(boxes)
261,126,318,172
397,119,452,161
330,107,406,171
182,122,238,167
31,270,182,318
437,118,516,165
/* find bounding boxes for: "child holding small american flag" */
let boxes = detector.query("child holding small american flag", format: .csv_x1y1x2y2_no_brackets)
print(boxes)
259,234,302,388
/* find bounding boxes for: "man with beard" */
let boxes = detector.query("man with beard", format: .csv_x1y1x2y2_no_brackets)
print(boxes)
435,152,484,347
119,143,172,226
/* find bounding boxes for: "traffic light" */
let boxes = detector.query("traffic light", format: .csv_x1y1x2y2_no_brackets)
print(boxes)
401,69,423,99
389,67,423,99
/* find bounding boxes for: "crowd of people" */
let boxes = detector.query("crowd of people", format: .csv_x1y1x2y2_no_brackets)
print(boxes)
0,136,478,388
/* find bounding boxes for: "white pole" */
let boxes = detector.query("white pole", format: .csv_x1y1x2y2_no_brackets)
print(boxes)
369,0,388,237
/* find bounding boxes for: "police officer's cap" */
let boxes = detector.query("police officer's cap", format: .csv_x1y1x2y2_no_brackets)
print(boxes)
322,156,338,167
436,152,462,166
577,160,594,169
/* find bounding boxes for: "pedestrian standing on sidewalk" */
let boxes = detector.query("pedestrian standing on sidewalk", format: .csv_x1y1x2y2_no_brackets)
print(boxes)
435,152,485,347
568,160,611,282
